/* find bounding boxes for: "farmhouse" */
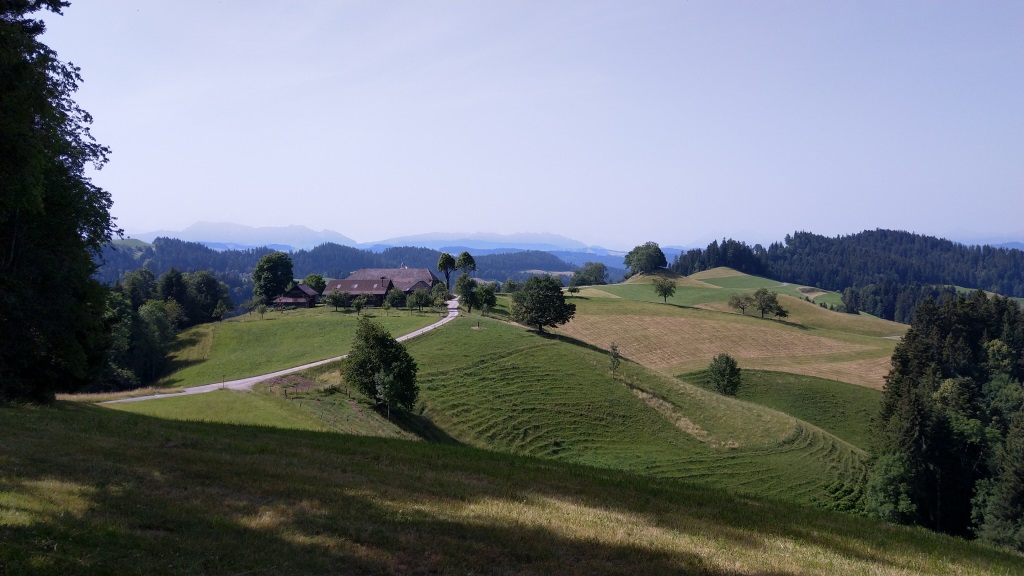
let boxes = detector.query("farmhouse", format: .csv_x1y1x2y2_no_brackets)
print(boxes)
343,268,439,294
271,283,318,308
323,277,394,306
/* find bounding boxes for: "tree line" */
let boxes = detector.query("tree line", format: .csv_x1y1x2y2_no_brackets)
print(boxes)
96,239,579,306
867,290,1024,550
669,230,1024,322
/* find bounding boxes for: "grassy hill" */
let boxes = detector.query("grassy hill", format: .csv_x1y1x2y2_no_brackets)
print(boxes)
159,306,440,389
559,268,905,389
2,402,1021,575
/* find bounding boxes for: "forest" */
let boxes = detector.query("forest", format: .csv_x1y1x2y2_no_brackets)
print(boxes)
868,290,1024,549
671,230,1024,322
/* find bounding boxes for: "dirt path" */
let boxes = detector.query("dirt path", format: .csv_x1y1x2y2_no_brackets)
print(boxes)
104,298,460,405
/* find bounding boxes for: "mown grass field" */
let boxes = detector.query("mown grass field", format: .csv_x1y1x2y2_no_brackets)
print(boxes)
681,369,882,451
158,306,440,389
3,402,1021,575
559,269,904,388
395,315,870,509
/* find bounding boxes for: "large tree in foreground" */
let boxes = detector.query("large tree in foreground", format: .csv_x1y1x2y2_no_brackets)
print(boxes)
1,1,119,402
510,275,576,333
624,241,668,276
342,318,418,414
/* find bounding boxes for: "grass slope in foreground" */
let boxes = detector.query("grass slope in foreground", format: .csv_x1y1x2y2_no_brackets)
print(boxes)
2,403,1021,575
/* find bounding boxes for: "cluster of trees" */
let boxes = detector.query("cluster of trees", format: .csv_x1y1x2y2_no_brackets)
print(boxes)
865,291,1024,549
569,262,609,287
454,273,496,314
669,231,1024,323
728,289,788,319
624,242,668,276
102,268,233,390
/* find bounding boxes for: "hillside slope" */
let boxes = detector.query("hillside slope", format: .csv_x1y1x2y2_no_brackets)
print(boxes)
2,403,1020,575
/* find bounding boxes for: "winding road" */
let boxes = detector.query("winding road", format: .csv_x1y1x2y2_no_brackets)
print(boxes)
103,297,460,405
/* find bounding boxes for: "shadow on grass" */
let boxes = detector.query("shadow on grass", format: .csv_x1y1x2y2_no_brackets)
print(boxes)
3,403,1020,575
384,406,461,445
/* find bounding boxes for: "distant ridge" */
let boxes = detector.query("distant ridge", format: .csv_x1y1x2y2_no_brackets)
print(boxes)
129,222,358,251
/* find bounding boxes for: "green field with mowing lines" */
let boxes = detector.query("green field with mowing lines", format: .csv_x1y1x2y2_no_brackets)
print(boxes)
681,369,882,451
401,316,869,509
160,306,440,388
3,403,1020,575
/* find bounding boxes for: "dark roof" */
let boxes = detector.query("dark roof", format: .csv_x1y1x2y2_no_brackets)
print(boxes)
345,268,439,293
324,278,393,296
279,284,317,300
272,295,312,305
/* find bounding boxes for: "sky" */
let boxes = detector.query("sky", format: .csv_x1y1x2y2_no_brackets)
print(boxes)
41,1,1023,251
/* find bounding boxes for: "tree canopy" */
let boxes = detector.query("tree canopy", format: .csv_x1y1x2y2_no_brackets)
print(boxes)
707,353,741,396
455,251,476,275
437,252,455,290
252,251,293,301
303,273,326,294
510,276,576,333
624,242,667,275
1,1,119,401
752,288,786,319
570,262,608,286
865,291,1024,547
342,318,418,413
652,277,676,303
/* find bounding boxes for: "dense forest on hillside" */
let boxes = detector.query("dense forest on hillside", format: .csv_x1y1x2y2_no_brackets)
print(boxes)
867,291,1024,548
671,230,1024,322
95,239,577,304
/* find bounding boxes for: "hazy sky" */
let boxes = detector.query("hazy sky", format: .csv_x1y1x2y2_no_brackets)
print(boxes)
42,1,1023,250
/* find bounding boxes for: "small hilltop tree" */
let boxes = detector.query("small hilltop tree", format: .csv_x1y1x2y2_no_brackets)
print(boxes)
707,353,741,396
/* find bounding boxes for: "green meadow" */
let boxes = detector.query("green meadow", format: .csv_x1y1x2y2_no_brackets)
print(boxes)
159,306,440,388
3,402,1021,575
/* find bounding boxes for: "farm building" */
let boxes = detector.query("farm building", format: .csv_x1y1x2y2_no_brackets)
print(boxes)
343,268,439,294
323,277,395,306
271,283,319,308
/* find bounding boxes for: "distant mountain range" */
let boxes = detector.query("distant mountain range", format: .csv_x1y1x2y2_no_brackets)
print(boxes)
128,222,629,255
131,222,359,251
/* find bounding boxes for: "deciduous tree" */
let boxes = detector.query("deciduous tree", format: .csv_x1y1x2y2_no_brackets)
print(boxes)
455,251,476,275
728,293,755,315
0,1,119,401
343,318,418,413
652,277,676,303
437,252,456,291
303,273,326,295
510,276,576,334
752,288,785,319
455,273,479,313
252,251,293,301
624,242,667,276
570,262,609,286
708,353,741,396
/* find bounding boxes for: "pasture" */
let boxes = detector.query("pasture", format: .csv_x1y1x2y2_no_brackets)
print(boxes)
2,402,1020,575
158,306,440,389
559,269,904,389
